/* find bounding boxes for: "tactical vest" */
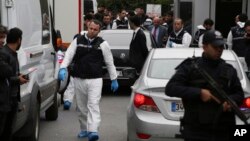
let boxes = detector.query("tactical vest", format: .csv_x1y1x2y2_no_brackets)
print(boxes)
71,34,104,79
193,29,206,44
169,29,186,44
231,26,248,57
115,19,129,29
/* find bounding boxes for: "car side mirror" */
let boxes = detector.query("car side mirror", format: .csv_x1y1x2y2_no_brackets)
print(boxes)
122,68,137,79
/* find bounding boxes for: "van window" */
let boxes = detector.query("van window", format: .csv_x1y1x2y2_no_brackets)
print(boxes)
40,0,50,44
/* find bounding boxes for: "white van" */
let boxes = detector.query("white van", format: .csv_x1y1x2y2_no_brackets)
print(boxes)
1,0,60,140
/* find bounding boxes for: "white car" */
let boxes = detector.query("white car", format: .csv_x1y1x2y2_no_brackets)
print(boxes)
126,48,250,141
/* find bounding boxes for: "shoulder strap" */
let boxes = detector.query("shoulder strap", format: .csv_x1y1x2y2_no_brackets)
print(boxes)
76,33,85,45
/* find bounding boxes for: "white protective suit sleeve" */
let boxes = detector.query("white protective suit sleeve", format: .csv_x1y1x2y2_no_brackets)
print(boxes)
100,41,118,80
60,39,77,68
198,34,204,48
227,31,233,50
111,20,117,29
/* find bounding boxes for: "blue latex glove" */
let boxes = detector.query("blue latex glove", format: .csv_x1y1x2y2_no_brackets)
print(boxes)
111,79,119,92
58,68,66,81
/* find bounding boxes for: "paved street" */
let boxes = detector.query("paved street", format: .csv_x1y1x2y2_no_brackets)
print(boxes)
39,89,130,141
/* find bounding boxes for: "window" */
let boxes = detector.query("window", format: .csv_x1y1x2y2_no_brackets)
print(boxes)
148,59,243,80
40,0,50,44
180,1,192,34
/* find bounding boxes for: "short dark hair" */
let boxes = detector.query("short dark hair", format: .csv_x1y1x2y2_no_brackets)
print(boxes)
204,18,214,26
238,13,248,22
84,13,93,21
127,10,135,17
6,27,22,44
90,20,103,30
0,25,8,34
129,15,141,27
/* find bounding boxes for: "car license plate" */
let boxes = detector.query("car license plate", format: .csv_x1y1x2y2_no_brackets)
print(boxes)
171,101,184,112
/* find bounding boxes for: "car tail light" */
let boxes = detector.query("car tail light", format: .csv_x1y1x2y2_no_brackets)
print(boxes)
241,97,250,109
134,93,160,113
136,132,151,139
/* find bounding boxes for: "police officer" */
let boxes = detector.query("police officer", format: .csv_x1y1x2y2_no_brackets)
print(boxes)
166,18,192,48
165,30,244,141
227,13,248,56
112,9,129,29
58,20,119,141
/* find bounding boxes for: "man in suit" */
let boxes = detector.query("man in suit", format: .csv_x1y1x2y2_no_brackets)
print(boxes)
148,16,168,48
128,15,149,73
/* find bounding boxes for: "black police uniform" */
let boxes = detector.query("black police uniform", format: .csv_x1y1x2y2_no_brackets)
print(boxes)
231,25,248,57
165,55,244,141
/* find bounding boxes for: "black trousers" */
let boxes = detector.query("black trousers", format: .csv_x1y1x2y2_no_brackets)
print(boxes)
0,112,8,135
0,100,18,141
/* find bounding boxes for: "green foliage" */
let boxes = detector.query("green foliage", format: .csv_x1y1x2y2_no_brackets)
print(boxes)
96,0,173,15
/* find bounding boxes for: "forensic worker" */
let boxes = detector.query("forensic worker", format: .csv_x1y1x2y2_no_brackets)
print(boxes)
58,20,119,141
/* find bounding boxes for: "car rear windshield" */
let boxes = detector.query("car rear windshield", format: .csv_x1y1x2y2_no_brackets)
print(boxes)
148,59,243,80
100,31,152,50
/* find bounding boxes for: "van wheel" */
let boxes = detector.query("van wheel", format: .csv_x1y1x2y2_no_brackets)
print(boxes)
25,102,40,141
45,92,58,120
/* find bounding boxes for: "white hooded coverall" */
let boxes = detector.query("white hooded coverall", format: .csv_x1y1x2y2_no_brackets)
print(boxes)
60,34,117,132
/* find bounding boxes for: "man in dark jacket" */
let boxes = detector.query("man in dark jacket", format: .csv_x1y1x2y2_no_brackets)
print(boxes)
165,30,244,141
128,15,149,73
0,27,28,141
0,50,12,137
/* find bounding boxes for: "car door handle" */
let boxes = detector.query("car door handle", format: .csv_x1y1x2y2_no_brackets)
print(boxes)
30,51,43,58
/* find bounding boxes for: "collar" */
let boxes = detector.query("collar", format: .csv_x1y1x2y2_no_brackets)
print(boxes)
202,53,222,66
174,28,184,36
134,27,140,34
116,16,127,22
237,21,245,28
4,45,17,56
85,33,95,42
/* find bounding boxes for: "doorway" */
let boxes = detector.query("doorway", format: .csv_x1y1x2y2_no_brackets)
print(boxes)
215,0,243,37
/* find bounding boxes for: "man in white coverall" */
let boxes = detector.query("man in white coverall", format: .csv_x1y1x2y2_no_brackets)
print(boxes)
58,20,119,141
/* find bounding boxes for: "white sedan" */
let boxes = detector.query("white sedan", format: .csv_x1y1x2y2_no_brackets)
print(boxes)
126,48,250,141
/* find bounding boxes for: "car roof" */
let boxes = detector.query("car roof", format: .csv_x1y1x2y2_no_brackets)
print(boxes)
99,29,150,34
152,48,236,61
